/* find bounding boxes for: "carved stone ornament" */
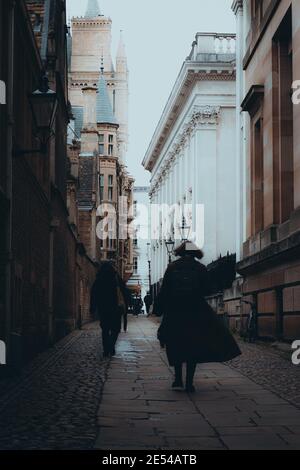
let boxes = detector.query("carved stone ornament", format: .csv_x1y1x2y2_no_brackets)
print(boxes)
150,105,220,193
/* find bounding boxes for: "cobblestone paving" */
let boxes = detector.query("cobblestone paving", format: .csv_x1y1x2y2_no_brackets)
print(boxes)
1,317,300,450
228,340,300,408
95,317,300,450
0,323,107,450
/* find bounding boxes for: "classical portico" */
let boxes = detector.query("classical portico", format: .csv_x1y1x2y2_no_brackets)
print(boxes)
143,33,237,287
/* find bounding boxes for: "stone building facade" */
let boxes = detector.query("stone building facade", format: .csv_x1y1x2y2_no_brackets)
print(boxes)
68,0,134,281
143,33,237,296
0,0,97,370
127,186,151,300
232,0,300,340
68,0,129,163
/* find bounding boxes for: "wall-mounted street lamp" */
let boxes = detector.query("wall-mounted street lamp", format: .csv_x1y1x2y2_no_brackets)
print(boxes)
14,74,58,156
179,216,191,242
165,237,175,265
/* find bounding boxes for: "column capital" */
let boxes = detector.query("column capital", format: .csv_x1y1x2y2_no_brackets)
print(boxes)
231,0,243,15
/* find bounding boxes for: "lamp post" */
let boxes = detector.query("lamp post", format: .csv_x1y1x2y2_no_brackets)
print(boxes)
147,242,152,293
14,74,58,156
179,215,191,242
165,237,175,265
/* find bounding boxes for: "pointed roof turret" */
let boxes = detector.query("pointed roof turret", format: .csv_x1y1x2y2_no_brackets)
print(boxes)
117,31,127,59
96,65,118,125
85,0,101,18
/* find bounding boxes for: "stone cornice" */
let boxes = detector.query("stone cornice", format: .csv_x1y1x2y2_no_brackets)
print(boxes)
72,17,112,27
231,0,243,15
149,106,220,197
143,65,235,173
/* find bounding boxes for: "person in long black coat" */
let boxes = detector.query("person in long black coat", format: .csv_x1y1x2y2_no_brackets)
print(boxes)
90,262,130,358
144,292,153,316
155,241,241,393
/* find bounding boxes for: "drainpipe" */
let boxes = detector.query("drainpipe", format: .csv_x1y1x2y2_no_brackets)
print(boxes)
5,0,16,365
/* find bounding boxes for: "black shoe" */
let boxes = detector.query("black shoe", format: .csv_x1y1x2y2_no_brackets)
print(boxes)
110,347,116,357
172,380,184,390
185,384,196,393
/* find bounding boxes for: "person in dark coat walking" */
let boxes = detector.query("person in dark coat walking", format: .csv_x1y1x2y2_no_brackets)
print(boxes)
133,295,143,316
155,241,241,393
90,262,130,358
144,292,153,316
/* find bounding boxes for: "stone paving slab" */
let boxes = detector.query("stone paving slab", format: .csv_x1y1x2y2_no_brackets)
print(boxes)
95,316,300,450
0,323,107,450
228,339,300,407
0,316,300,450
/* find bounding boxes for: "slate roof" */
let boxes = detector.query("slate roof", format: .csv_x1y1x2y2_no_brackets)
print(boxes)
85,0,101,18
96,74,118,125
72,106,84,138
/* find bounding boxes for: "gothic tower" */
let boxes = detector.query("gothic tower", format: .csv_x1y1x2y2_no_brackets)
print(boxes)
115,32,129,162
68,0,129,162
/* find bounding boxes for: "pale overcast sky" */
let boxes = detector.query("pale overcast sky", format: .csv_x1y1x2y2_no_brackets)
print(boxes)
66,0,236,185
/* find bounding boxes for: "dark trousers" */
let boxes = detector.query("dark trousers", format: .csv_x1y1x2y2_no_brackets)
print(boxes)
175,362,197,386
101,313,122,355
123,312,128,332
102,327,120,355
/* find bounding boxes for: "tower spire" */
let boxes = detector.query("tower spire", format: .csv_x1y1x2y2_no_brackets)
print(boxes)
117,30,127,58
96,64,118,125
85,0,101,18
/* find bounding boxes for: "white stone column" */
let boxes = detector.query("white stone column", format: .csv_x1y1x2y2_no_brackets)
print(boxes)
185,143,189,199
173,158,180,241
232,0,245,261
196,121,218,264
160,180,164,280
187,139,192,194
181,152,185,203
191,132,197,236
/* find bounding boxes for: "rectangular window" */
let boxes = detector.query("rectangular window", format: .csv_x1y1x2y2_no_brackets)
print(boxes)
108,218,116,249
273,9,294,224
108,134,114,143
108,144,114,156
99,134,104,155
253,117,264,234
108,175,113,201
133,229,138,247
100,174,104,201
133,201,137,217
133,257,138,275
107,238,116,250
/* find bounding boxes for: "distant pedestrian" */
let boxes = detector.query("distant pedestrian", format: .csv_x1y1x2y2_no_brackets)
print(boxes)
155,241,241,393
133,295,143,316
144,292,153,316
90,262,130,358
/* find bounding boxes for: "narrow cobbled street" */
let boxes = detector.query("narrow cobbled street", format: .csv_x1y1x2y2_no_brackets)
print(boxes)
1,317,300,450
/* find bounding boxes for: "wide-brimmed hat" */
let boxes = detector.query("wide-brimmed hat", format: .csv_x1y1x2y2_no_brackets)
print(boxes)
174,241,204,259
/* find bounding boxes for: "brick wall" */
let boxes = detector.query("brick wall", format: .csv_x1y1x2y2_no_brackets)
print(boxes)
12,159,50,361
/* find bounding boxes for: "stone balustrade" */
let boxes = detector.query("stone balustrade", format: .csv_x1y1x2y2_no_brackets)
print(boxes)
189,32,236,60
